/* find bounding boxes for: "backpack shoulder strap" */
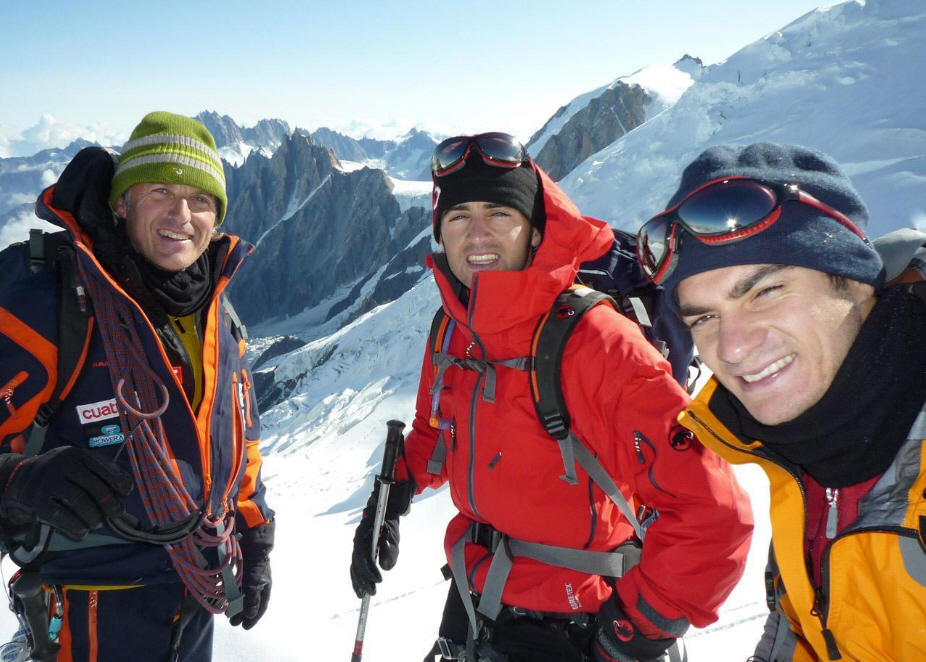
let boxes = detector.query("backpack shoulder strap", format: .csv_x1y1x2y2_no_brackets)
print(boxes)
530,287,644,539
221,294,248,342
429,307,450,353
530,287,614,440
425,308,453,474
24,232,94,457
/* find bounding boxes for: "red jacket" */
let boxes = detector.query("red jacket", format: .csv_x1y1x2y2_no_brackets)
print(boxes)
399,165,753,636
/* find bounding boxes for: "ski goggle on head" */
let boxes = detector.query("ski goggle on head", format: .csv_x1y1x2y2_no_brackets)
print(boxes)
430,132,529,178
636,176,870,285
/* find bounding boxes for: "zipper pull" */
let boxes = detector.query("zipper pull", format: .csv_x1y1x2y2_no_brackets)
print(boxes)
633,431,645,464
825,487,839,539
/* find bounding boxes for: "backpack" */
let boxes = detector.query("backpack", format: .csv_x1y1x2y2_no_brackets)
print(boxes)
575,228,697,388
0,229,94,459
0,228,247,565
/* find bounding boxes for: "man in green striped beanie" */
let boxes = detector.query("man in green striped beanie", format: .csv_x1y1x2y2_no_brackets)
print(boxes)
110,111,228,273
1,111,276,661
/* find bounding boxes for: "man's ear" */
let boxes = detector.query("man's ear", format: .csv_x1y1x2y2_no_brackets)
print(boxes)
531,227,542,248
113,196,126,218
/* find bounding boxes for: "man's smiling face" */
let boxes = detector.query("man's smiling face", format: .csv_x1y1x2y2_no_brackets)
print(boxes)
439,200,541,286
678,264,875,425
115,182,218,272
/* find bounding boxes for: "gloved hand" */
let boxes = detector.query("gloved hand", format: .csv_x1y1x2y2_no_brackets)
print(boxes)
0,447,134,542
229,519,275,630
349,478,416,598
593,598,676,662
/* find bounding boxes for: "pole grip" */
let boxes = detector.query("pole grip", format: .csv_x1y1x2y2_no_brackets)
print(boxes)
379,419,405,483
368,420,405,561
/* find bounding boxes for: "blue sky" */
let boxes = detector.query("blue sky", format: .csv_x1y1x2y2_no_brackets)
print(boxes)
1,0,829,151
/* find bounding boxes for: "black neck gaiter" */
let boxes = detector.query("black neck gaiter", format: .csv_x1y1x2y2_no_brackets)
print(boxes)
130,246,212,317
716,287,926,487
95,221,214,317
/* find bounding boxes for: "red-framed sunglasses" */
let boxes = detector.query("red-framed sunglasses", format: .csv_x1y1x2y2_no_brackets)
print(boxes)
636,176,870,285
430,132,528,178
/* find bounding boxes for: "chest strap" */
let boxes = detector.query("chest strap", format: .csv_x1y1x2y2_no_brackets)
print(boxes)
426,336,531,474
450,520,638,627
431,352,530,404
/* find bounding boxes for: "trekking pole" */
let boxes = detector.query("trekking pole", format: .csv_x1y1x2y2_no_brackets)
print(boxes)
351,419,406,662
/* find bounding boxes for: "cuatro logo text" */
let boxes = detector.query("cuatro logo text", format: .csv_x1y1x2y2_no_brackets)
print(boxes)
77,398,120,424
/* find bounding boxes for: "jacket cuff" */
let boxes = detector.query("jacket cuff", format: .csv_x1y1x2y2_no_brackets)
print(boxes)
616,575,691,639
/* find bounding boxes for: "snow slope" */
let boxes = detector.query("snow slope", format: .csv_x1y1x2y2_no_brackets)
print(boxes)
561,0,926,240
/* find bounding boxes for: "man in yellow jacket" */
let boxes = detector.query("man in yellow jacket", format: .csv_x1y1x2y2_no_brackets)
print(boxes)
635,142,926,661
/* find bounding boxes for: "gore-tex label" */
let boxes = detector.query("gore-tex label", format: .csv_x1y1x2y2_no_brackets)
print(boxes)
77,398,120,424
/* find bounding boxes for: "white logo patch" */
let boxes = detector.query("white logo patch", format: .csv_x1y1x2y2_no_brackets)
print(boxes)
77,398,120,424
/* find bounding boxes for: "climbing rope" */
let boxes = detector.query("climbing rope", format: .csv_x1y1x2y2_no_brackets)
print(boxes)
74,255,242,614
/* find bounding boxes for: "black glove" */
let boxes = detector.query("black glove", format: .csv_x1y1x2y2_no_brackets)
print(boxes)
0,447,134,542
593,598,676,662
349,478,416,598
229,519,275,630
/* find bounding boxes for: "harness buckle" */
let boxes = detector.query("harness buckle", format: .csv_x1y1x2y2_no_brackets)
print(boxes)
437,637,464,660
470,522,503,553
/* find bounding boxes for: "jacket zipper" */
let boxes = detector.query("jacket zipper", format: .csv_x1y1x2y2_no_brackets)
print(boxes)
583,475,597,549
466,276,484,520
446,418,465,510
825,488,839,540
816,535,841,660
221,372,247,509
633,429,676,498
241,368,253,427
689,410,836,654
467,367,484,520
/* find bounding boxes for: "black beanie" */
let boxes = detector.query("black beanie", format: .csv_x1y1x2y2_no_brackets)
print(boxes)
660,142,884,309
432,156,545,241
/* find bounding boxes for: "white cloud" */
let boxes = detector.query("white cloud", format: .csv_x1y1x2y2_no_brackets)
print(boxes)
40,168,57,187
0,115,127,158
0,208,59,249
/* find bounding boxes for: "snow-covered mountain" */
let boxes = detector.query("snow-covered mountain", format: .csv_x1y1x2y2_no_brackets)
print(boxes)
527,56,703,180
195,111,291,166
2,2,925,660
313,127,438,181
221,130,431,326
560,0,926,240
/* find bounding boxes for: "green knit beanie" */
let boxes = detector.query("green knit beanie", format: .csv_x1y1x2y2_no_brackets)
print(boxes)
110,111,228,224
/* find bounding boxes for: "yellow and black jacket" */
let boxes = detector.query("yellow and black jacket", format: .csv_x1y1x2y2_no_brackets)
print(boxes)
682,378,926,662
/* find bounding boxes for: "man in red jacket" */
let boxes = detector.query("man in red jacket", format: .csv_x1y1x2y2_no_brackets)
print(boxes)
351,133,753,661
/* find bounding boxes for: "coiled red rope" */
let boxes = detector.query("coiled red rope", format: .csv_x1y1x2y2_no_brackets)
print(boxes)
75,254,242,613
